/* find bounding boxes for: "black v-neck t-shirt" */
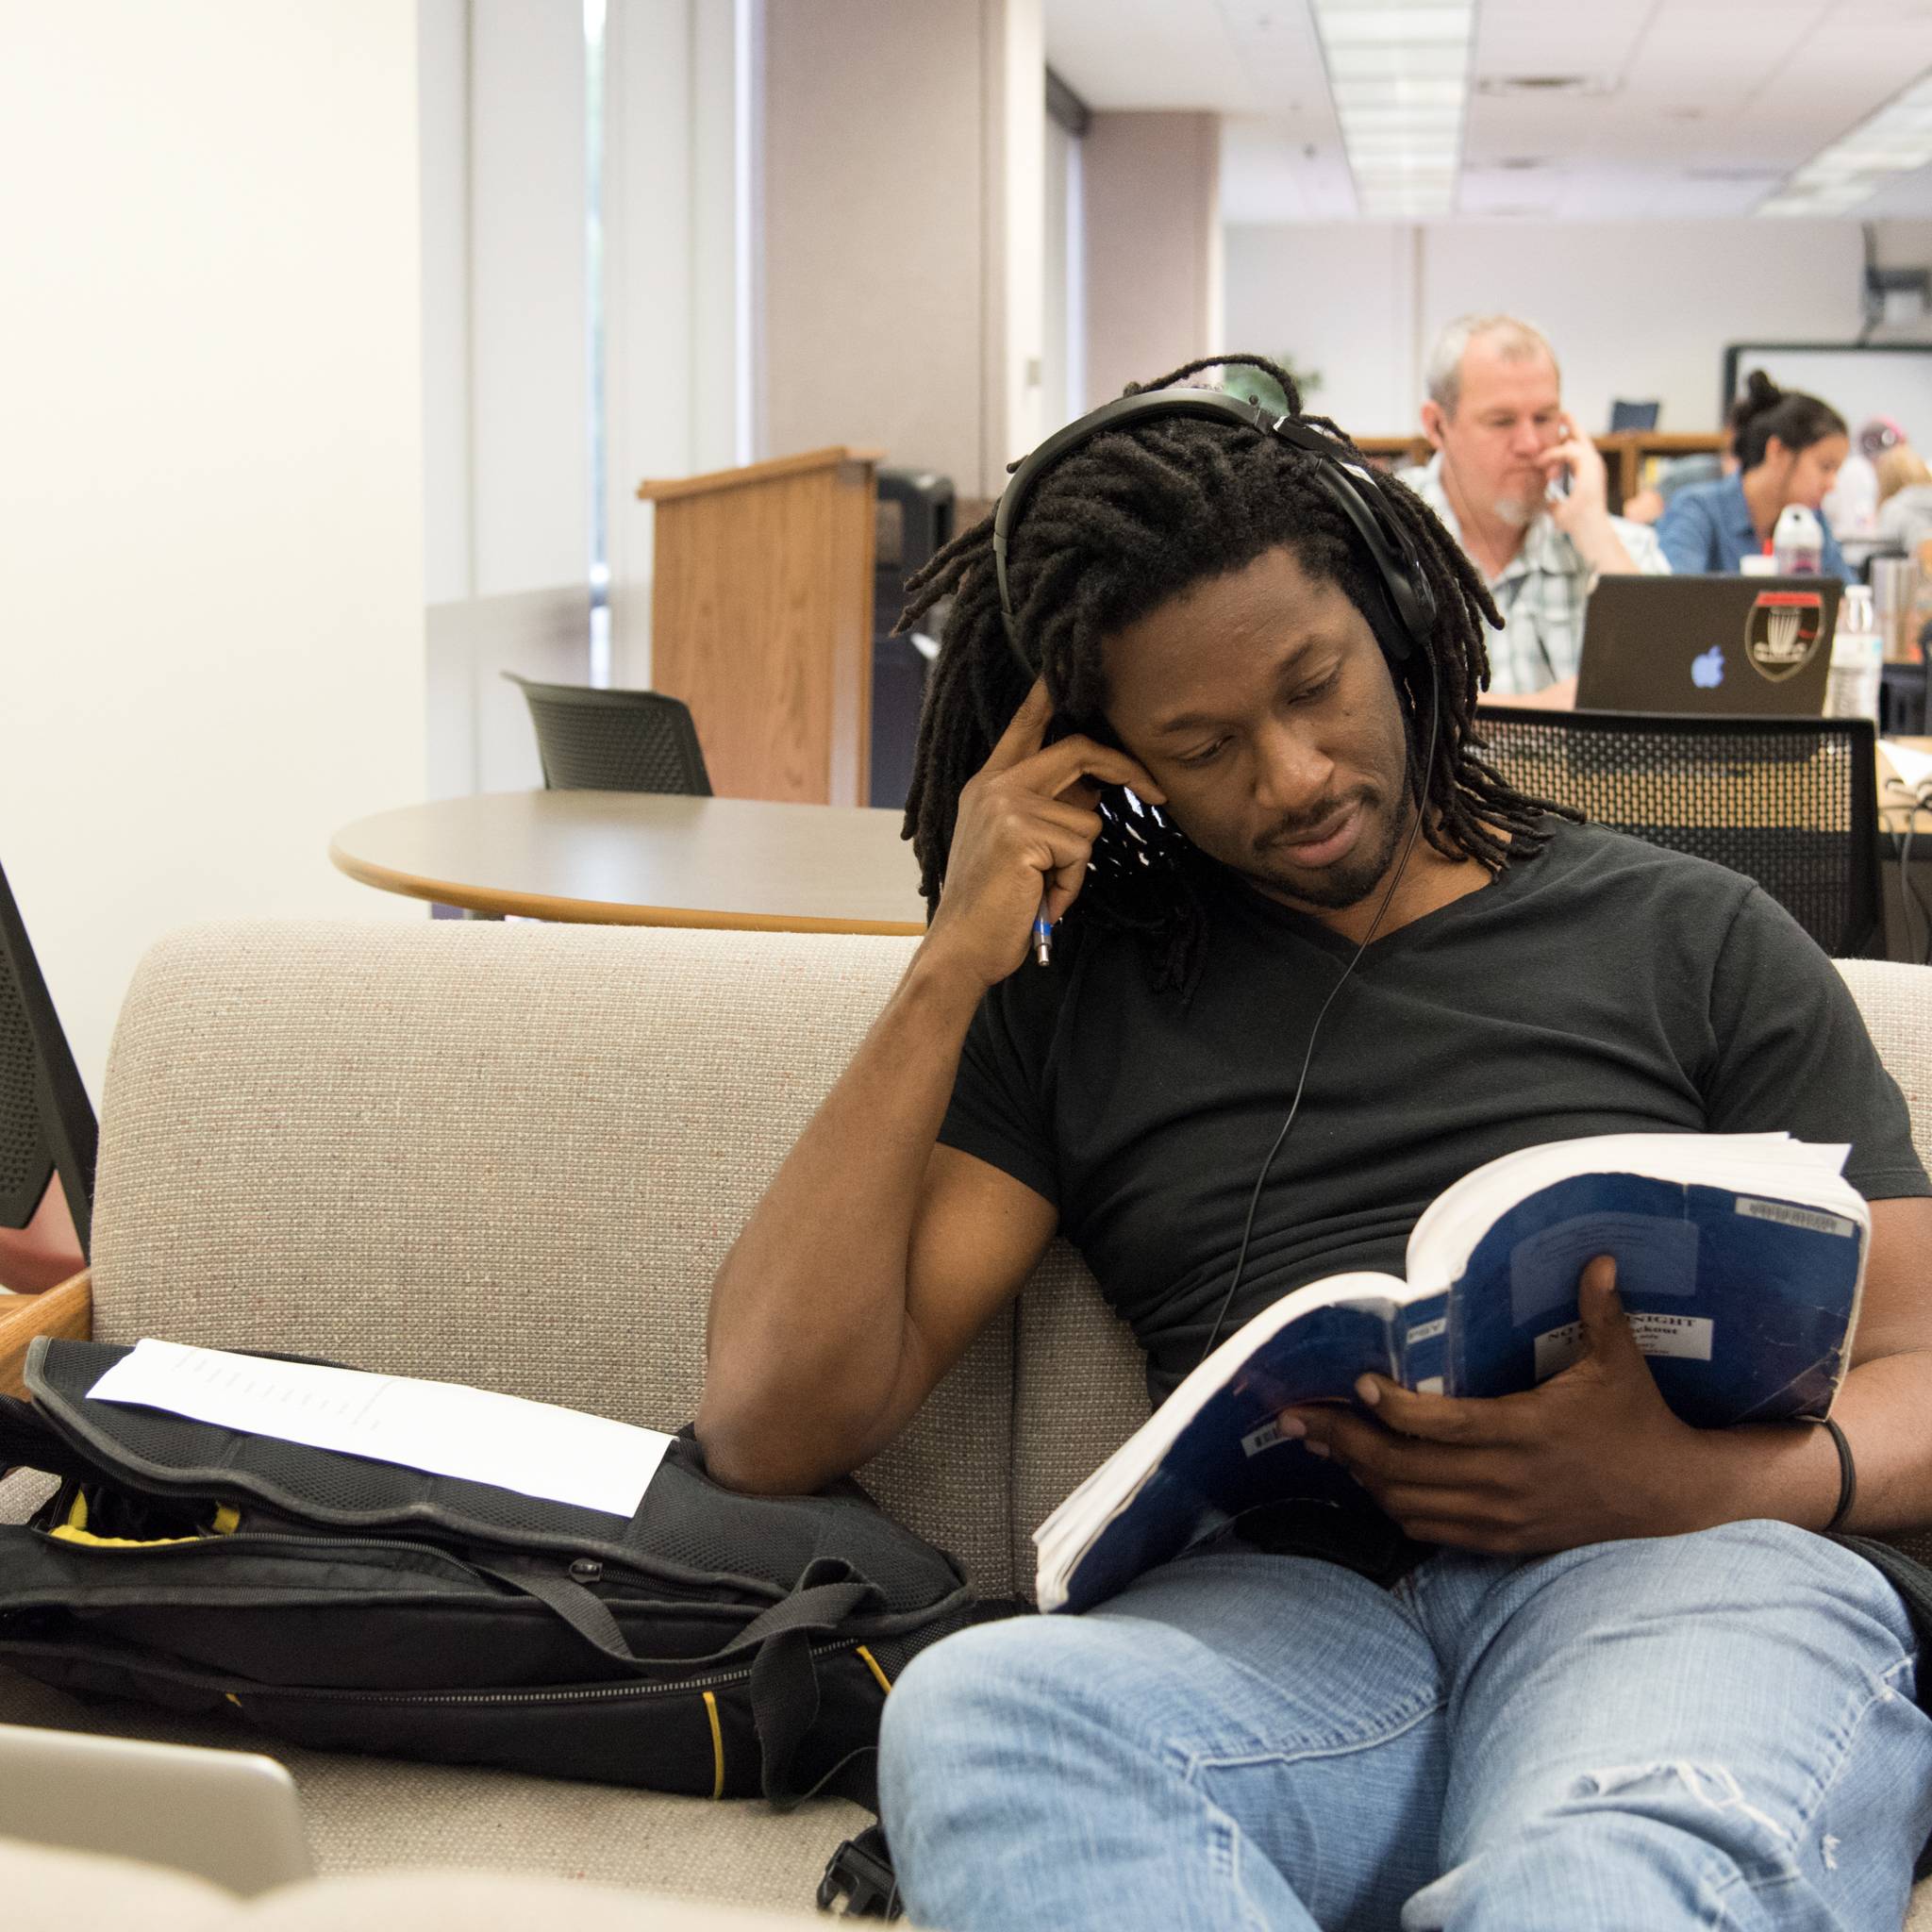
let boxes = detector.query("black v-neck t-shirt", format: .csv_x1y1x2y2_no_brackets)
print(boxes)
940,820,1928,1407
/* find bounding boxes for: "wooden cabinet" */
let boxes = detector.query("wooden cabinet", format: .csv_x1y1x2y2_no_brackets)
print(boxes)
637,448,880,806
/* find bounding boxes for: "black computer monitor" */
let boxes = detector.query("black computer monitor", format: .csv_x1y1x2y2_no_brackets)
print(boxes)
1609,399,1661,432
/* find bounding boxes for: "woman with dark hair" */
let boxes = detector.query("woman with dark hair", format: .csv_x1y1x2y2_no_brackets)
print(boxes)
1656,370,1851,577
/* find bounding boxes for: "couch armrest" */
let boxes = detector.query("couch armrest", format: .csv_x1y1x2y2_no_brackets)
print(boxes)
0,1272,92,1398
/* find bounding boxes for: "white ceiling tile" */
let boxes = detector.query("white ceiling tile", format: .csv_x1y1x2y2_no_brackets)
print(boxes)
1043,0,1932,221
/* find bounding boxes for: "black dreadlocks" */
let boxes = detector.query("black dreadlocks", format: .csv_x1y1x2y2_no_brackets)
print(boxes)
896,354,1579,993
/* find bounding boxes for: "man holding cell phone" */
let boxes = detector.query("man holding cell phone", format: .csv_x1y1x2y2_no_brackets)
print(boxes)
1401,312,1669,704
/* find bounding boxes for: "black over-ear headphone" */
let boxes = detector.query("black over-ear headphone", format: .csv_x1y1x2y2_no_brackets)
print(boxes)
991,387,1438,674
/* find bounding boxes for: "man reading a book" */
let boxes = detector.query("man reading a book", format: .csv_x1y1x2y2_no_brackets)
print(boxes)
697,357,1932,1931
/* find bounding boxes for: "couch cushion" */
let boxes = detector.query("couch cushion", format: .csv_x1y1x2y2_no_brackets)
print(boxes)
1009,1250,1149,1598
90,921,1012,1595
1837,960,1932,1174
0,1671,861,1918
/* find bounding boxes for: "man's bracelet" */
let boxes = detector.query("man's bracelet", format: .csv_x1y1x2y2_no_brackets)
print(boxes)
1821,1417,1857,1535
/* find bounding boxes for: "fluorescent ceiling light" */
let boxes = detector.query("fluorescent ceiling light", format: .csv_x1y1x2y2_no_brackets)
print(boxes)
1331,78,1467,108
1313,0,1474,217
1760,63,1932,216
1763,187,1878,216
1344,136,1462,158
1318,12,1473,48
1352,157,1453,176
1812,150,1932,174
1324,44,1469,79
1337,106,1462,130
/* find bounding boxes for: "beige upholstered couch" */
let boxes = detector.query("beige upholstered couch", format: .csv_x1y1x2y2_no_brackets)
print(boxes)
2,922,1930,1927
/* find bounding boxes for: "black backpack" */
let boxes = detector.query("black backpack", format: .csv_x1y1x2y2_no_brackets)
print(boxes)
0,1337,992,1916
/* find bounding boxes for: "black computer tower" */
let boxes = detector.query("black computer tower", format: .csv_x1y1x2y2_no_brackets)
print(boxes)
871,468,955,810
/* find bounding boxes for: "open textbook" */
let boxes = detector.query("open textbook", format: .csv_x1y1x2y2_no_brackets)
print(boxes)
1035,1133,1869,1614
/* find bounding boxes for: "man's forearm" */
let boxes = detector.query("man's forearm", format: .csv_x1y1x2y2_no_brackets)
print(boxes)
698,946,984,1476
1570,512,1640,576
1683,1352,1932,1536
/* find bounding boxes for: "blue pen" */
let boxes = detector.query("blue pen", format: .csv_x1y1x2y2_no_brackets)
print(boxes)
1033,903,1054,968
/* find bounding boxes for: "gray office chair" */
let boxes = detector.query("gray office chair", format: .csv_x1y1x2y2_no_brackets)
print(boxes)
503,674,712,796
1477,708,1882,959
0,857,95,1259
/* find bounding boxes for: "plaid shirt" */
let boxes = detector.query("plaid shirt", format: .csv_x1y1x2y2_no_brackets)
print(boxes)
1399,455,1671,696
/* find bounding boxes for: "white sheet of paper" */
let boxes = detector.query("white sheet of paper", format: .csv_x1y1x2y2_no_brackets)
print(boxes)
1883,738,1932,793
88,1340,671,1519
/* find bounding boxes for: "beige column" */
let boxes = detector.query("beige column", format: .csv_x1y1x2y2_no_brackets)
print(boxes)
1082,111,1222,409
758,0,1043,498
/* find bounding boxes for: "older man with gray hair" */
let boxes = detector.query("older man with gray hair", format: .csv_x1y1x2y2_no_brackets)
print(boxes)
1402,313,1668,703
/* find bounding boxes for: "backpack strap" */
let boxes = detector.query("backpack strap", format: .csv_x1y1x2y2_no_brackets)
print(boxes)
817,1822,902,1920
471,1558,638,1665
747,1568,878,1807
0,1393,98,1489
734,1576,873,1650
471,1558,878,1675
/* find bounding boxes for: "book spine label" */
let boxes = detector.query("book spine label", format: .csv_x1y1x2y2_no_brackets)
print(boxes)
1399,1294,1451,1392
1733,1196,1857,1238
1535,1311,1715,1380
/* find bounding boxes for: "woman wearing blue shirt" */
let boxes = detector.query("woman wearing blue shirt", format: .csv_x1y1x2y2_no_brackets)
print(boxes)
1657,372,1851,578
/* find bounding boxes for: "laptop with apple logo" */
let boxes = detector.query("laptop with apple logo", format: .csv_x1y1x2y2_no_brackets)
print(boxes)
1575,575,1841,717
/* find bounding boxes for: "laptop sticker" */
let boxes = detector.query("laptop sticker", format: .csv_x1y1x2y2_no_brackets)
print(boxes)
1745,590,1825,683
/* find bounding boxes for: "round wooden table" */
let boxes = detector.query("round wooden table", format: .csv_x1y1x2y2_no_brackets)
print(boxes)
329,791,927,935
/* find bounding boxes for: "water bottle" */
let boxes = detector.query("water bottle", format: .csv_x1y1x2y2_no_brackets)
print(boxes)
1826,583,1883,722
1772,503,1824,575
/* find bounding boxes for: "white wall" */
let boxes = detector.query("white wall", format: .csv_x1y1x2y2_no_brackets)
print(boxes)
988,0,1048,485
419,0,592,798
1224,218,1932,441
603,0,753,691
0,2,426,1100
469,3,590,601
419,0,474,608
1041,109,1076,432
419,0,753,791
1221,224,1419,433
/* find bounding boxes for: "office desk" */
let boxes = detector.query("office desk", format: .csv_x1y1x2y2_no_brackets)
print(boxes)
1880,737,1932,963
1879,737,1932,824
329,791,926,935
334,749,1932,951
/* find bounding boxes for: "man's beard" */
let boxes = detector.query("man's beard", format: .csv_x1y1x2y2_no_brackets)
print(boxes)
1491,490,1539,528
1246,791,1408,910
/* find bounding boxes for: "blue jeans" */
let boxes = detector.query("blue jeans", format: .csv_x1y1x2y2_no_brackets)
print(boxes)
877,1523,1932,1930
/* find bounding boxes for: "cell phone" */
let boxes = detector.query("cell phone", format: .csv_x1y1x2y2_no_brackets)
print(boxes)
1545,463,1574,503
1091,783,1191,885
1046,710,1192,883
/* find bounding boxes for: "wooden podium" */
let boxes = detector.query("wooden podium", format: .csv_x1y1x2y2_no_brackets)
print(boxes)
636,447,880,805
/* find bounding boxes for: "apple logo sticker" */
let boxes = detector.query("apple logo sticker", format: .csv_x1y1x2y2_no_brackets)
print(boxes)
1691,645,1724,690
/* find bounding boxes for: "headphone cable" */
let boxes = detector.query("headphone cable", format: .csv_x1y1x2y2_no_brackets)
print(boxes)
1194,656,1441,1369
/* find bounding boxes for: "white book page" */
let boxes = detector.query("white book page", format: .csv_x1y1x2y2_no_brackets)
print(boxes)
1406,1132,1857,1292
1031,1270,1409,1606
88,1340,672,1520
1883,739,1932,792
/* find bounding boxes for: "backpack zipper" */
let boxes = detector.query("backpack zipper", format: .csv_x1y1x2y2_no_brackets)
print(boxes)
192,1643,860,1707
32,1525,776,1605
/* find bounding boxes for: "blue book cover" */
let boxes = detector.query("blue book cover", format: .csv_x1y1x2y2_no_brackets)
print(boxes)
1034,1134,1866,1615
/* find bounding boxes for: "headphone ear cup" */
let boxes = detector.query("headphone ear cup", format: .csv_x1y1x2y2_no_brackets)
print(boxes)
1386,572,1435,657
